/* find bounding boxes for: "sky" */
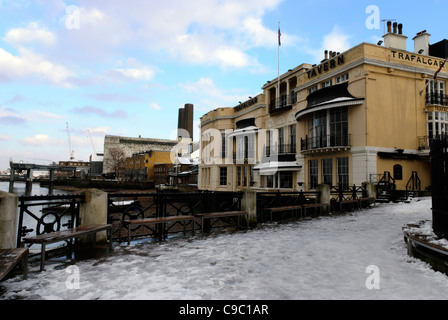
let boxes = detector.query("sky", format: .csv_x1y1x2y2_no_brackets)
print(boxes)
0,0,447,171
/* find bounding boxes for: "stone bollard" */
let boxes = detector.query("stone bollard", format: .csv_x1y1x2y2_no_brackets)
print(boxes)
362,182,376,199
241,190,257,227
316,184,331,214
0,191,19,249
78,189,108,245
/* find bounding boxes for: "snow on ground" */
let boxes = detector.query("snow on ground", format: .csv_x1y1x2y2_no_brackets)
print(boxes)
1,197,448,300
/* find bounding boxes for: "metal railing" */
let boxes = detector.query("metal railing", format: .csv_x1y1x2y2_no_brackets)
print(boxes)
269,95,296,113
301,134,351,152
426,93,448,106
17,194,85,246
266,144,297,156
107,191,243,241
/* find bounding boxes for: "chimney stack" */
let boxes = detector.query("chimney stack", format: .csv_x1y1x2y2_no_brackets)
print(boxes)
383,21,408,51
413,30,431,56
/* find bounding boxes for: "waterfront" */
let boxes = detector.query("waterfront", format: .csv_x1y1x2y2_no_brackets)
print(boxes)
0,181,68,197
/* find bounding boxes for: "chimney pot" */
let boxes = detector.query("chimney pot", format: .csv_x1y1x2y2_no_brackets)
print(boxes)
324,50,328,59
398,24,403,35
387,21,392,33
393,22,398,34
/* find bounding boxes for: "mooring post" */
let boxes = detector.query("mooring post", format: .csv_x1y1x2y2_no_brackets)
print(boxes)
9,168,14,193
78,189,109,245
0,191,19,249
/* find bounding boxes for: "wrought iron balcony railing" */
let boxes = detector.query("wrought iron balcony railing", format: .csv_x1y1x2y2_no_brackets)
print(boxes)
301,134,351,152
269,94,296,114
426,93,448,106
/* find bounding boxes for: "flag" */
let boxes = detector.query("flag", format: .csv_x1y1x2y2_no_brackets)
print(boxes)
278,23,281,46
435,57,448,82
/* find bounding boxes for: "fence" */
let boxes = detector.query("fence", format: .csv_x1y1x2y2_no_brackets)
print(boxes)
431,135,448,239
17,194,85,247
107,191,243,241
256,191,320,222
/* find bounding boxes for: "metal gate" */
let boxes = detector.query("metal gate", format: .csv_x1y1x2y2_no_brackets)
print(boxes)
431,134,448,239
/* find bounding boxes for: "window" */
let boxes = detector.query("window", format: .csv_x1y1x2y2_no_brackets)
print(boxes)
221,131,227,159
243,166,248,187
337,157,349,190
266,174,274,188
330,107,349,146
280,172,293,189
309,160,319,189
393,164,403,181
219,167,228,186
322,159,333,186
309,85,318,94
322,80,333,88
309,111,327,148
426,79,445,105
427,110,448,139
289,124,297,153
337,73,349,83
237,166,241,187
279,127,285,153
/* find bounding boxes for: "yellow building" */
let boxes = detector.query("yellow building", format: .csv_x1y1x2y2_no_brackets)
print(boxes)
199,22,447,193
125,150,172,182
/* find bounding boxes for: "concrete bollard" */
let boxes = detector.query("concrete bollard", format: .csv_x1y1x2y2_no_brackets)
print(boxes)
316,184,331,213
0,191,19,249
362,182,376,199
241,190,257,227
78,189,108,244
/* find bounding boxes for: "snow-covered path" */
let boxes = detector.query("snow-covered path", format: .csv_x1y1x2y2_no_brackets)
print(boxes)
1,198,448,300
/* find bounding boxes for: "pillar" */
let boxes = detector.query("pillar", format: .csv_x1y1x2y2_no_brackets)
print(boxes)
0,191,19,249
241,190,257,227
25,168,33,195
9,168,14,193
78,189,108,244
362,182,376,198
316,184,331,213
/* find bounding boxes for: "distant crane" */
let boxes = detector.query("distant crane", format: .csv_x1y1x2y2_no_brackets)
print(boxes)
66,122,75,160
87,129,97,156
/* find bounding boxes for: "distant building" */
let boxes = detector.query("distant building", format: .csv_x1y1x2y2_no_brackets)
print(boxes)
124,149,172,182
103,135,178,176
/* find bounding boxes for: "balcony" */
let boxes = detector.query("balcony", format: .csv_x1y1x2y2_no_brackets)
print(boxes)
266,144,297,156
426,93,448,106
269,94,296,114
301,134,351,153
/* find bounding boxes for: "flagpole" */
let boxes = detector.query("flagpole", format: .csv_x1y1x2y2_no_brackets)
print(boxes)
277,22,281,108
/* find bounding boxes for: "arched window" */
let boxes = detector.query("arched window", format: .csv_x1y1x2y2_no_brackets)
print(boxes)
393,164,403,181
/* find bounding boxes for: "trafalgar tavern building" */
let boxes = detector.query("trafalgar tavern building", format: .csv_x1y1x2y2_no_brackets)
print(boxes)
198,22,448,193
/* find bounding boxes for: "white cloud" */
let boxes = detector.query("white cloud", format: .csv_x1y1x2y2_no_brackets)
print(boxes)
0,134,10,141
114,67,155,81
180,77,248,111
3,22,56,46
53,0,284,69
0,47,75,86
21,134,64,146
306,25,352,63
150,103,162,110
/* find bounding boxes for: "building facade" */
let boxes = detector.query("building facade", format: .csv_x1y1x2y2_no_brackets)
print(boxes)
199,22,447,193
124,150,172,182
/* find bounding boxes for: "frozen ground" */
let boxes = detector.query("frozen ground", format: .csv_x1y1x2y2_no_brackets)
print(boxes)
1,197,448,300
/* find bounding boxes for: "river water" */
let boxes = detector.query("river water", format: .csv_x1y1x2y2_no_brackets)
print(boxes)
0,181,71,196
